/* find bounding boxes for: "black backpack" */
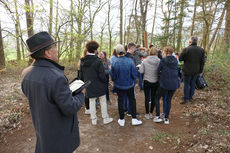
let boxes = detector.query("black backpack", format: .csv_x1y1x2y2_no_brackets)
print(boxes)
195,75,208,89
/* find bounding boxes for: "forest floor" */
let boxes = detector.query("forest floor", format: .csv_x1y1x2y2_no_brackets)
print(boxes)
0,65,229,153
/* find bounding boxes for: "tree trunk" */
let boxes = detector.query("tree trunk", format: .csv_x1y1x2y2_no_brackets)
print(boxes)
223,0,230,53
208,4,226,51
139,0,148,47
120,0,123,44
69,0,74,60
190,0,197,36
134,0,140,44
48,0,53,35
176,0,185,52
14,0,21,61
0,22,5,70
25,0,34,64
150,0,157,45
25,0,34,37
107,0,112,55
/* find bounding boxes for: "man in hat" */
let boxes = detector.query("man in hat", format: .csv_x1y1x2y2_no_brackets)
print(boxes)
21,31,84,153
110,44,142,126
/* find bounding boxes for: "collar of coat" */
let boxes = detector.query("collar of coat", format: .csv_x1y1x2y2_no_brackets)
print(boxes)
33,58,65,70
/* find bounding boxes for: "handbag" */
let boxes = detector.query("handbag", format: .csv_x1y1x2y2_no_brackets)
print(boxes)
195,74,208,89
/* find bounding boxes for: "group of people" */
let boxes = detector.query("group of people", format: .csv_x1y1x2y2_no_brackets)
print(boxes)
21,31,205,153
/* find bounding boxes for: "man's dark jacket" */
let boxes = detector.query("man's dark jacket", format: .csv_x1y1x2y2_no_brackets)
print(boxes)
179,44,205,76
21,59,84,153
79,55,106,98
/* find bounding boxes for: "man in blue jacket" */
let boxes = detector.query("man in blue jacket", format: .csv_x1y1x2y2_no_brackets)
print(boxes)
21,32,84,153
110,44,142,126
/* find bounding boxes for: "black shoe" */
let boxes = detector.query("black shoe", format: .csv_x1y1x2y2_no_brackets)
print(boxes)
180,100,189,104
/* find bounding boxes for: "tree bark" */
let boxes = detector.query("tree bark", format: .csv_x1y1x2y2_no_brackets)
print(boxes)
69,0,74,60
223,0,230,52
190,0,197,36
208,3,226,51
150,0,157,45
0,22,5,70
120,0,123,44
176,0,185,52
14,0,21,61
48,0,53,35
107,0,112,55
25,0,34,37
139,0,149,47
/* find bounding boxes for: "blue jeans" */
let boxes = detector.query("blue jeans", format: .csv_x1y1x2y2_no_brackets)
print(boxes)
184,74,198,100
137,71,144,90
155,87,176,119
162,92,168,114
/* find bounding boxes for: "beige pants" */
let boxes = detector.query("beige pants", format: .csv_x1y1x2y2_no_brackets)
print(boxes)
89,95,109,120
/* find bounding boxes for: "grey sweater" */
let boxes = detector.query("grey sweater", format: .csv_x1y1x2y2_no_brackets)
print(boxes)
139,55,160,83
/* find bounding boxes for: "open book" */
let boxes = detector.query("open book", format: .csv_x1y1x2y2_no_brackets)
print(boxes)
69,79,91,95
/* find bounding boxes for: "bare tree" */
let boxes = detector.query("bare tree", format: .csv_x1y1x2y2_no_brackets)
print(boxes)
139,0,149,47
190,0,198,36
25,0,34,37
0,22,5,70
120,0,123,44
176,0,186,52
48,0,53,35
223,0,230,52
150,0,157,45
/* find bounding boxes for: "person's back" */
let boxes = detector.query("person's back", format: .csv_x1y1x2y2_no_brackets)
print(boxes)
179,36,205,104
180,45,204,75
111,56,136,89
80,55,106,98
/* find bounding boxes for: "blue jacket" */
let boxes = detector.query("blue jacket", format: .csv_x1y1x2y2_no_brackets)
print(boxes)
158,56,180,90
110,56,137,90
21,59,84,153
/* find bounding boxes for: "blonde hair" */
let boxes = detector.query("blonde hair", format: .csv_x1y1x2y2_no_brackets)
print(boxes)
149,47,158,56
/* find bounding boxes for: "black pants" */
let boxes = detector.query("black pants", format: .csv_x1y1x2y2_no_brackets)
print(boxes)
116,87,136,119
85,96,89,109
143,80,158,114
155,87,176,119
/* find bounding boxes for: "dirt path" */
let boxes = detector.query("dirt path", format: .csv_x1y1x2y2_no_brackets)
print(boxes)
0,82,196,153
1,69,229,153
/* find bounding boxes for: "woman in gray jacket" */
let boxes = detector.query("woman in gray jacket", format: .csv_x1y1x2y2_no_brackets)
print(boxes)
139,47,160,119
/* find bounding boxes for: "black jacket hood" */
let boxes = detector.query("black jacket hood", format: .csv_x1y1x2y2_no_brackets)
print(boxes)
81,55,98,67
163,56,178,68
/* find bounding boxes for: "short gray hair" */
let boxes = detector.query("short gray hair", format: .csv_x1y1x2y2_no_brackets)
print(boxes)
190,36,198,44
116,44,125,54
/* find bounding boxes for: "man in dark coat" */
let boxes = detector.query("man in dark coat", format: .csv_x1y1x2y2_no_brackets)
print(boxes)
21,31,84,153
179,36,205,104
79,40,113,125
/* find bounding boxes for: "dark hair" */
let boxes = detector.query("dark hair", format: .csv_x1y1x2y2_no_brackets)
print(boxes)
124,45,128,51
190,36,198,45
85,40,99,53
127,42,136,49
136,45,140,48
31,45,52,59
112,49,118,57
149,44,154,48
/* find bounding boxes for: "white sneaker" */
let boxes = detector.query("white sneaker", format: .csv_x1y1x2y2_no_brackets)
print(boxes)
118,119,125,126
164,118,169,124
92,119,97,125
132,118,142,126
149,113,153,119
103,117,113,124
153,116,163,123
145,114,150,119
84,108,90,115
